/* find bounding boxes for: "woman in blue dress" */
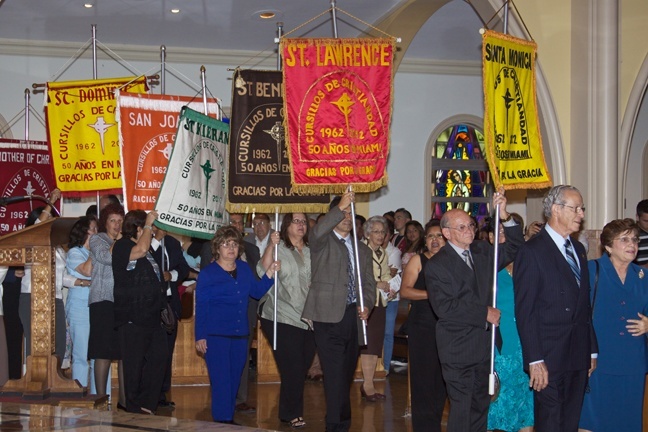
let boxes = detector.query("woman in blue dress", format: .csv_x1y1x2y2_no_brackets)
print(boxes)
486,219,534,432
580,218,648,432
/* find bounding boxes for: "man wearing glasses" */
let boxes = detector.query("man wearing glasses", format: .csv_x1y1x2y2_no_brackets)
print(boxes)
426,188,523,432
246,213,274,253
514,185,598,432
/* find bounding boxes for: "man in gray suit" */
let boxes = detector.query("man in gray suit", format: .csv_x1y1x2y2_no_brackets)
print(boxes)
426,191,523,432
302,191,376,432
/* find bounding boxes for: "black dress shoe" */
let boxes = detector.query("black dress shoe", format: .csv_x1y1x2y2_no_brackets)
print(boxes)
158,399,176,408
217,420,241,425
116,402,127,411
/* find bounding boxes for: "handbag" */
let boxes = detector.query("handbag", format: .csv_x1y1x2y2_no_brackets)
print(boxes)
161,301,177,334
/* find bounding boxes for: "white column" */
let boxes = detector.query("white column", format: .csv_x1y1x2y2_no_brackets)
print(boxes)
591,0,619,226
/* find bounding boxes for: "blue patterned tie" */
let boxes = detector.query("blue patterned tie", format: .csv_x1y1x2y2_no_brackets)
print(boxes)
342,238,356,304
564,239,581,286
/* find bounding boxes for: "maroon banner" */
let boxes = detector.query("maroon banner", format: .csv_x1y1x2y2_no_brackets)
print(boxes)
0,139,57,235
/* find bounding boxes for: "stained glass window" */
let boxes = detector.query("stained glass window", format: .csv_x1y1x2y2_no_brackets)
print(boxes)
431,124,492,220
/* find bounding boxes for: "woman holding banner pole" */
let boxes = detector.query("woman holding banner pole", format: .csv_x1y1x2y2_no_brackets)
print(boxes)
258,213,315,428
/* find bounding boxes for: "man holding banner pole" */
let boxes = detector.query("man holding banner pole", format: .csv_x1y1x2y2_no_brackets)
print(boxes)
302,190,375,432
426,189,522,432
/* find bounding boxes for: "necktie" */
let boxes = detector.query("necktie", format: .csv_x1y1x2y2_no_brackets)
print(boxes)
462,250,474,270
564,239,581,286
341,238,356,304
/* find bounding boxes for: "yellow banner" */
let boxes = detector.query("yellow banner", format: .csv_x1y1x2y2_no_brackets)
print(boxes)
46,76,148,195
482,31,551,190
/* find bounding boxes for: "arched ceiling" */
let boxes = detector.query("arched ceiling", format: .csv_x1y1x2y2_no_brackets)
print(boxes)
0,0,493,65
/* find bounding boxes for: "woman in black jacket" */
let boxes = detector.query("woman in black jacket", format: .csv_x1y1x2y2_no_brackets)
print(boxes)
112,209,166,414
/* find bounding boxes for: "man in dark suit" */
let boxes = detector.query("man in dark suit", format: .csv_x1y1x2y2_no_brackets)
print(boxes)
426,190,523,432
514,185,598,432
150,227,193,408
302,191,376,432
200,212,261,413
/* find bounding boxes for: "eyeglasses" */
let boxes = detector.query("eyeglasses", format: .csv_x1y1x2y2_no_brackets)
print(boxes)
560,203,586,214
614,236,640,245
426,233,444,239
253,220,268,227
371,230,386,235
291,219,308,225
229,220,243,226
220,241,240,249
448,222,476,233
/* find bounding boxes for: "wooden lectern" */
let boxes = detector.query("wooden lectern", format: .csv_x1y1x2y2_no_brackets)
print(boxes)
0,217,85,399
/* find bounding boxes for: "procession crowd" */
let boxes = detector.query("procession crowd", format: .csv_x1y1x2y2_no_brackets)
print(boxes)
0,185,647,432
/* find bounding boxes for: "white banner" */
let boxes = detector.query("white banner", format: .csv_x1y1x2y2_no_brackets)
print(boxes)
154,106,229,239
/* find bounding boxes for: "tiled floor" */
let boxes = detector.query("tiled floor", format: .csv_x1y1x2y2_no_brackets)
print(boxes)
0,371,420,431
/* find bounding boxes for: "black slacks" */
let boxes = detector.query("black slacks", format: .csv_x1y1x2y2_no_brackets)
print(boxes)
160,297,177,400
534,368,587,432
2,277,23,379
408,315,446,432
118,323,168,412
313,304,359,432
260,317,316,421
441,359,490,432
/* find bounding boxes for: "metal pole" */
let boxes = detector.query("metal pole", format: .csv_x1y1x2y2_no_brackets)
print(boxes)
24,89,29,140
503,0,509,34
488,203,501,396
160,45,166,95
348,186,367,345
330,0,339,38
276,22,284,71
273,209,279,350
200,66,208,115
91,24,98,79
92,24,99,215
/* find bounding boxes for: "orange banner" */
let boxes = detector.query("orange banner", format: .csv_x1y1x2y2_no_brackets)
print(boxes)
46,76,148,196
116,93,220,212
281,38,394,194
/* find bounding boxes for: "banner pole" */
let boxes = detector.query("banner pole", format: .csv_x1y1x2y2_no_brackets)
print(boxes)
330,0,339,38
91,25,98,79
489,203,501,396
200,66,208,115
276,22,284,71
160,45,166,95
24,89,29,140
273,208,279,350
348,185,367,345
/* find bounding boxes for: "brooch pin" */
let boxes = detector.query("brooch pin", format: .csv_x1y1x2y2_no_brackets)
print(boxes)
639,269,644,279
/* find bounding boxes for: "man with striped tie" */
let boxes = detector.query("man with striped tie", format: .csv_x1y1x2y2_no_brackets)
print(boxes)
514,185,598,432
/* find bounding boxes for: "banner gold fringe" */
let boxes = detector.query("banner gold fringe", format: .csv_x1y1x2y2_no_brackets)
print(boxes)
225,203,331,214
289,175,389,196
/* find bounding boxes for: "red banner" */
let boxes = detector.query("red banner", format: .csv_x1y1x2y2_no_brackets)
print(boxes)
281,38,394,193
0,139,57,235
116,93,220,212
